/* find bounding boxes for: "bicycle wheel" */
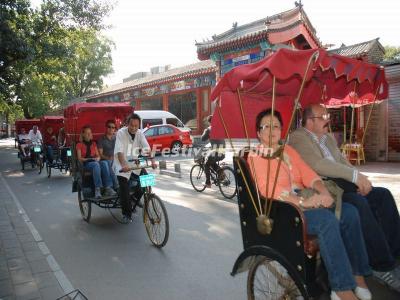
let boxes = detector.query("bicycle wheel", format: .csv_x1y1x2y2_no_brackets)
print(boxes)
190,164,206,192
143,194,169,248
218,166,237,199
247,257,305,300
78,186,91,222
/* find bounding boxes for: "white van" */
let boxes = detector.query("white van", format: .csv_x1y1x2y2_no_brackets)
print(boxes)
135,110,191,132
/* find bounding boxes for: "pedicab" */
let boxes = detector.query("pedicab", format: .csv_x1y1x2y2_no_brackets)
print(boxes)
209,48,388,299
39,116,72,177
14,119,42,170
65,102,169,248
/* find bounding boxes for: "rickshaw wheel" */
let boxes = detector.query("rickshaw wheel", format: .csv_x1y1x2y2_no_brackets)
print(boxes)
143,194,169,248
190,164,206,192
46,162,51,178
78,187,92,222
247,256,305,300
218,166,237,199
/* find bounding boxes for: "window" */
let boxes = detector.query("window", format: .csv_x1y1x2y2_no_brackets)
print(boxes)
159,126,174,135
144,127,157,137
166,118,178,126
140,97,163,110
168,92,197,130
143,119,162,127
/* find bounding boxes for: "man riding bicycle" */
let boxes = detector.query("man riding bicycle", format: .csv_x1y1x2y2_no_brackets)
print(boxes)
114,113,157,222
201,115,226,188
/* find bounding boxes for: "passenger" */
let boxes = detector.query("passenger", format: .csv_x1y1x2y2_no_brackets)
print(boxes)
58,127,66,147
114,113,157,223
76,126,116,199
18,128,30,156
97,120,118,189
58,127,67,163
201,115,226,188
290,104,400,292
43,126,57,164
249,109,371,300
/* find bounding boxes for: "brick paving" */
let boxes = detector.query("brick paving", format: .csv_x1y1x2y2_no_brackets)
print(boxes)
0,178,67,300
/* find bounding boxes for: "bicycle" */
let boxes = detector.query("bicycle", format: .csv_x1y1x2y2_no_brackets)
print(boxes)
74,156,169,248
190,154,237,199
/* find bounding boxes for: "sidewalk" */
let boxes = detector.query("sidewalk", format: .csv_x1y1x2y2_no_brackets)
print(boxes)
0,172,72,300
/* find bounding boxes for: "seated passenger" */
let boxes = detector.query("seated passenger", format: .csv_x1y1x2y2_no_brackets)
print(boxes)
290,104,400,291
76,126,116,199
248,109,371,300
57,127,68,163
97,120,118,189
18,128,30,156
43,126,57,163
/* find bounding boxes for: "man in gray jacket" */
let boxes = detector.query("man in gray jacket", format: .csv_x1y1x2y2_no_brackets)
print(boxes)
290,104,400,292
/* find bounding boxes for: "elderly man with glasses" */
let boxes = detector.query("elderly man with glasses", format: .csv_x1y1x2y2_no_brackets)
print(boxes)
289,104,400,293
97,120,119,190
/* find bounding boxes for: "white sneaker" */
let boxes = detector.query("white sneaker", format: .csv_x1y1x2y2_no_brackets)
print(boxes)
354,286,372,300
330,291,340,300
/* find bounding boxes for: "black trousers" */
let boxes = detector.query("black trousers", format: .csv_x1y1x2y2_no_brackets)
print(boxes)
343,187,400,271
117,173,144,217
204,152,225,184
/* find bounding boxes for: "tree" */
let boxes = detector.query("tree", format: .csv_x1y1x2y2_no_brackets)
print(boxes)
0,0,114,118
384,46,400,60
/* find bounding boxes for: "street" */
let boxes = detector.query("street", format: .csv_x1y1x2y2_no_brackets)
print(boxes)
1,138,399,300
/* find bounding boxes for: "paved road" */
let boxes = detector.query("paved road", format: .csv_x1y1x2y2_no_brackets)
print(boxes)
1,139,399,300
0,141,246,300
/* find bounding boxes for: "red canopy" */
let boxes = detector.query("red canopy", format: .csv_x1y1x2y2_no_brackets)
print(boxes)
210,48,388,139
39,116,64,136
14,119,41,134
63,102,134,145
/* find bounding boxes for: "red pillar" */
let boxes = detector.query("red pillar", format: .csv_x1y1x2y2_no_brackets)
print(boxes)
162,94,168,111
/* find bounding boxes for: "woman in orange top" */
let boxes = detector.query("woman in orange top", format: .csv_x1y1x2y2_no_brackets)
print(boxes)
248,109,371,300
76,126,116,199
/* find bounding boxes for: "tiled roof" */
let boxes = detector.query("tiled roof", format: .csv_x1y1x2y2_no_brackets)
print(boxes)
88,60,216,99
196,6,321,55
329,38,383,58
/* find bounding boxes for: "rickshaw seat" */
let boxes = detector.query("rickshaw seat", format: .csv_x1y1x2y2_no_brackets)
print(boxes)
236,149,320,257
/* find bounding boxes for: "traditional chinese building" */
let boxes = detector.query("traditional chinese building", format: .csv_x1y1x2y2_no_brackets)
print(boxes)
87,60,217,135
196,5,321,77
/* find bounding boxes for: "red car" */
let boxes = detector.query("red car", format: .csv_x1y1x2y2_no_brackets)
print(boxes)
143,124,192,153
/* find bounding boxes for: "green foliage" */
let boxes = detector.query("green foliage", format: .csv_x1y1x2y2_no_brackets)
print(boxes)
384,46,400,60
0,0,114,118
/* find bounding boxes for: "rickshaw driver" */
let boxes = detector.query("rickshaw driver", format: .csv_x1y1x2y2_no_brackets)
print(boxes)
27,125,43,158
43,126,57,164
114,113,157,223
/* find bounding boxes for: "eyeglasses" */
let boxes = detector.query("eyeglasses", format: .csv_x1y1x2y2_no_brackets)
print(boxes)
259,124,281,131
107,126,116,129
309,113,330,121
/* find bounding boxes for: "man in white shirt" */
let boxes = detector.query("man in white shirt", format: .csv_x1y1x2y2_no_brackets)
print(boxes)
114,113,156,222
28,125,43,146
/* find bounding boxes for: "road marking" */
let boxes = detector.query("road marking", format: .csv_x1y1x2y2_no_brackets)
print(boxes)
0,172,76,296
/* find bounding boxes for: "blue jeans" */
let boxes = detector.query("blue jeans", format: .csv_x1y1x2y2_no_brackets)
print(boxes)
46,145,54,163
304,203,371,291
84,161,112,188
100,160,118,188
343,187,400,271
